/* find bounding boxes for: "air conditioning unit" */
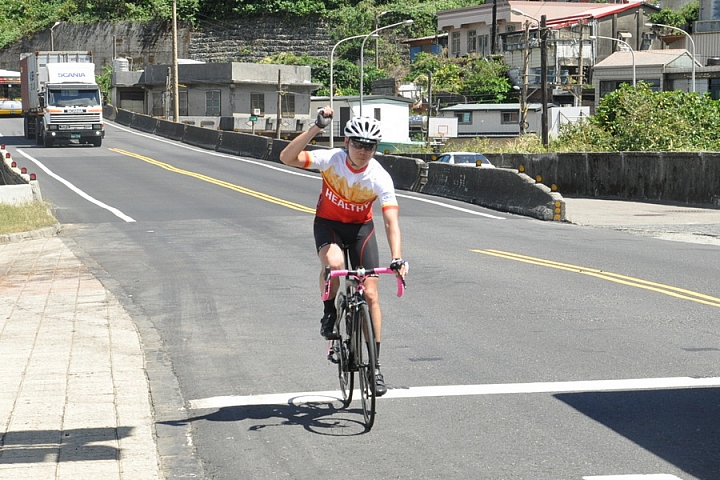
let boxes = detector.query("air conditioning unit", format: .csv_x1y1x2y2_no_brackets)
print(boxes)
253,108,261,116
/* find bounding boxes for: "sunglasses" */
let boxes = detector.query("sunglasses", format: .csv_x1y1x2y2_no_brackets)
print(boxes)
349,139,377,151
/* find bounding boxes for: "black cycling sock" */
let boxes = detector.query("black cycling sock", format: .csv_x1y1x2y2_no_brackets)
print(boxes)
375,342,381,362
323,299,336,316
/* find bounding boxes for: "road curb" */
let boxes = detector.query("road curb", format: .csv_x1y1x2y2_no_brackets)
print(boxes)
0,223,62,244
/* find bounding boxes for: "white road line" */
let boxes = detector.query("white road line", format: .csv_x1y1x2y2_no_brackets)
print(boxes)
108,123,507,219
584,475,683,479
16,148,136,222
396,192,506,219
189,376,720,410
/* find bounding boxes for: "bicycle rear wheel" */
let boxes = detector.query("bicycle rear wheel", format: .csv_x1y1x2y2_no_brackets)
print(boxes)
335,303,353,407
356,302,377,429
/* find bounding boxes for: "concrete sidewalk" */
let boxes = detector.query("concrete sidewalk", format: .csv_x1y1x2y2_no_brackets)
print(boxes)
0,233,159,479
564,197,720,245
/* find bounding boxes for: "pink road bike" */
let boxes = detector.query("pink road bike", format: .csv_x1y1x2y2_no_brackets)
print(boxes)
322,247,405,430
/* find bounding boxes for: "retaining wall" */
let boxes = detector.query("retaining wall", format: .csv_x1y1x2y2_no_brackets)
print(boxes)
486,152,720,206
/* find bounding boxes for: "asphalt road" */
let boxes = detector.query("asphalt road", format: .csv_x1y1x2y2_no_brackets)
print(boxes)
3,118,720,480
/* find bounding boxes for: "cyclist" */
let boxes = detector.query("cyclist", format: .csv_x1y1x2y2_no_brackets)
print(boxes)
279,106,407,396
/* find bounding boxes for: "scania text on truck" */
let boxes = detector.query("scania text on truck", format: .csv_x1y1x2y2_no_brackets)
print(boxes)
20,51,105,147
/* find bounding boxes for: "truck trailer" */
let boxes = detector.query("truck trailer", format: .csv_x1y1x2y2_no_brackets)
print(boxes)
20,51,105,147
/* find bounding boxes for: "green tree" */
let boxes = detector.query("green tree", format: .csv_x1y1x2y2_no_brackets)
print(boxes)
406,53,512,104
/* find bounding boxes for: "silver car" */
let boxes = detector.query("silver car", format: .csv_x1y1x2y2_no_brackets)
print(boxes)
436,152,495,167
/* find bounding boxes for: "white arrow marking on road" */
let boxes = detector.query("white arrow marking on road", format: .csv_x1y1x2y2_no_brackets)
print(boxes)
189,376,720,410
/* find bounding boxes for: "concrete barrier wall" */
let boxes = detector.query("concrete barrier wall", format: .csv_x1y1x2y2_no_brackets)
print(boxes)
0,145,43,204
0,150,26,186
156,119,186,141
182,125,221,150
103,105,117,122
374,153,427,192
487,152,720,205
217,131,271,159
130,114,159,134
422,163,564,221
115,109,135,126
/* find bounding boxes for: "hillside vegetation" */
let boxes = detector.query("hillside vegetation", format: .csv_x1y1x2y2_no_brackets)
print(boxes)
0,0,476,50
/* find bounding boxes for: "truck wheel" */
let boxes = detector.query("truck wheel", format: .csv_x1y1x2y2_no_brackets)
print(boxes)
35,119,43,145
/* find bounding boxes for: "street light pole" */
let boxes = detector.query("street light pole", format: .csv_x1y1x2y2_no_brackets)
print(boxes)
172,0,180,122
590,35,635,87
646,23,695,92
360,19,413,116
375,11,389,69
50,22,61,51
329,33,376,148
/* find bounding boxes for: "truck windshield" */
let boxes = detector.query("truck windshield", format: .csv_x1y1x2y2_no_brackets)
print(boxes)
48,88,101,107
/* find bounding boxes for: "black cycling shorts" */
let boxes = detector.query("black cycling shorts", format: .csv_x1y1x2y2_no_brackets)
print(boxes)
313,217,379,270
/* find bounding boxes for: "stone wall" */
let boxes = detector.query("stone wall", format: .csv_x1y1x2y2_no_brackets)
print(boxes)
0,17,332,73
189,16,333,63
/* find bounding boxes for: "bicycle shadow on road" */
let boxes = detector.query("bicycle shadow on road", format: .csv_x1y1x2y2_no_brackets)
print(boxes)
161,402,373,436
555,387,720,479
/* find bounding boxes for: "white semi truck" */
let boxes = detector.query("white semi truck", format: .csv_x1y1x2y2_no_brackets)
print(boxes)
20,51,105,147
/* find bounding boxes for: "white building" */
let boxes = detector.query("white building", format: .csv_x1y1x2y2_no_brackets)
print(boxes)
311,94,414,146
438,103,589,139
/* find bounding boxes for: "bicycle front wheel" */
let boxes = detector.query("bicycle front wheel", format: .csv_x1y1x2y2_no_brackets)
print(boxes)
356,302,377,429
335,304,353,407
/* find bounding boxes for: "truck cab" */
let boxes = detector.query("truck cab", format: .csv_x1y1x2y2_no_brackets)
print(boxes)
21,51,105,147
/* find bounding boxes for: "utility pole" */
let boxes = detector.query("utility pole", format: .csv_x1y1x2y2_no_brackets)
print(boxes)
425,70,432,144
172,0,179,122
540,15,549,147
276,70,282,139
576,21,584,108
491,0,498,54
520,20,530,135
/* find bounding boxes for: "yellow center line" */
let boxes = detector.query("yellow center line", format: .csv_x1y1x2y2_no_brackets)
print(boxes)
472,249,720,308
110,148,316,214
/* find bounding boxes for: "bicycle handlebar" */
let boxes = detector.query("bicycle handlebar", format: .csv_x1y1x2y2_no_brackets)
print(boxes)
322,266,406,300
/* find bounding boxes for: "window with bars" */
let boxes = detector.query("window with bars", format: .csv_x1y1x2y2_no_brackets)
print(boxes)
479,35,490,56
205,90,220,116
282,93,295,117
451,32,461,56
467,30,477,53
501,111,519,124
251,93,265,115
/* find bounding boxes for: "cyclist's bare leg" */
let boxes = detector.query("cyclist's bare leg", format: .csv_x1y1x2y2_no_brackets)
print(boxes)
364,277,382,342
318,243,344,298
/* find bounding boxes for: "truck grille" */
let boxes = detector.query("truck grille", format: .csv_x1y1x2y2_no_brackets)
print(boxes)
49,113,102,123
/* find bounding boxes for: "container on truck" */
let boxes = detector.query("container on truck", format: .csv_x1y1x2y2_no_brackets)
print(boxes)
20,51,104,147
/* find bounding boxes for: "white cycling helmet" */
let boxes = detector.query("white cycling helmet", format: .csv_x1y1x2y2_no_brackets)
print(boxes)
344,116,382,144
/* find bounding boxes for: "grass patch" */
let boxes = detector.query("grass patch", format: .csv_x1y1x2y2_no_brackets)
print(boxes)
0,201,58,235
